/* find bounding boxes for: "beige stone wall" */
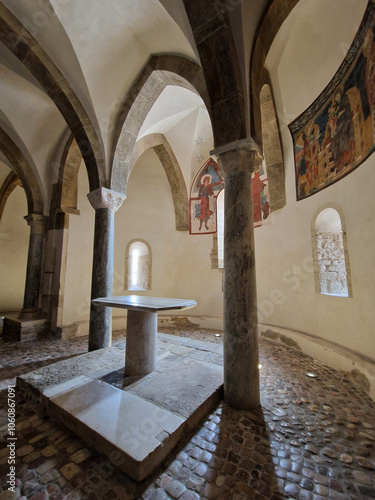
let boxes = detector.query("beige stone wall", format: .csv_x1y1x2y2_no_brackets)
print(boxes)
254,121,375,361
60,148,223,335
0,186,29,311
113,148,223,327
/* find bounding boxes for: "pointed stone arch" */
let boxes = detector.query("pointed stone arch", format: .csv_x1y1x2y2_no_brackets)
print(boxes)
46,134,84,336
0,171,22,221
260,80,286,211
0,126,43,215
110,54,209,195
250,0,301,148
55,134,82,214
0,3,106,192
129,133,188,231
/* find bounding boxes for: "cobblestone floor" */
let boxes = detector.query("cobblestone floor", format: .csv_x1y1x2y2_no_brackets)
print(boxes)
0,327,374,500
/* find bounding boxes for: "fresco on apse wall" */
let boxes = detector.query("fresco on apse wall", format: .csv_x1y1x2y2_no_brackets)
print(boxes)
252,162,271,228
189,157,271,234
289,1,375,201
189,158,224,235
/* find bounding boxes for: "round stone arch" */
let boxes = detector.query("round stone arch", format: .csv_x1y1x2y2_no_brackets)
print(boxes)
128,133,189,231
0,126,43,216
110,54,209,195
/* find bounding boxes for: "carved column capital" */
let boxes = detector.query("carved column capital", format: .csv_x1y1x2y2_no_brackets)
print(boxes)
24,214,48,234
87,187,126,212
211,138,263,177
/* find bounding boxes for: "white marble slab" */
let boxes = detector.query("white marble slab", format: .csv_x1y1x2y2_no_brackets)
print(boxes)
49,379,185,480
92,295,197,313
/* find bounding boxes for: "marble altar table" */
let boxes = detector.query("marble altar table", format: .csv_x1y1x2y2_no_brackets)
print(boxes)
92,295,197,376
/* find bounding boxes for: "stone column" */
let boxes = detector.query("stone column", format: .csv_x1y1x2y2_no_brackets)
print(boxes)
215,139,261,410
20,214,48,318
87,187,125,351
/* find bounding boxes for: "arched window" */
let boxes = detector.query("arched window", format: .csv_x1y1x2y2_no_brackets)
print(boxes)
125,240,152,291
312,208,351,297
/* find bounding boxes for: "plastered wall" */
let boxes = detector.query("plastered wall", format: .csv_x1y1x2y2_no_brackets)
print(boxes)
0,186,29,311
113,148,223,327
254,124,375,361
61,149,223,334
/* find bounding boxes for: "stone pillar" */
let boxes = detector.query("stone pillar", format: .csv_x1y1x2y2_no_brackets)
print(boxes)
215,139,261,410
20,214,48,318
87,187,125,351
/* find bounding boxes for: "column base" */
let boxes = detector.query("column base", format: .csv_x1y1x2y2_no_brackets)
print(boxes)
2,315,48,342
19,308,41,319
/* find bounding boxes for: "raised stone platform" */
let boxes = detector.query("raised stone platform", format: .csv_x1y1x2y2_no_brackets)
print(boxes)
17,333,223,481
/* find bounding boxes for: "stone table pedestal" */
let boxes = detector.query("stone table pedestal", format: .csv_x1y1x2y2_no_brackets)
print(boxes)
92,295,196,376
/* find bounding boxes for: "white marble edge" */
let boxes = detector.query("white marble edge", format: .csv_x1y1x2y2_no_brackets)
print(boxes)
91,295,197,313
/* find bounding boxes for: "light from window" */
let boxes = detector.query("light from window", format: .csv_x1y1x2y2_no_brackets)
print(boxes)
128,241,149,291
314,208,349,297
131,249,139,287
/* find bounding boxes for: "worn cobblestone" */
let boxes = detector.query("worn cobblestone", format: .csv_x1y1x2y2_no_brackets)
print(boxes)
0,327,374,499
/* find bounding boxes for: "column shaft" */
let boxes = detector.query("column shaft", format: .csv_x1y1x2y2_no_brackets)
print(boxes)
87,187,125,351
220,147,260,410
89,207,114,351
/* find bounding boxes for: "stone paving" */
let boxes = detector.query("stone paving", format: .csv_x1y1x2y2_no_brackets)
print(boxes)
0,327,375,499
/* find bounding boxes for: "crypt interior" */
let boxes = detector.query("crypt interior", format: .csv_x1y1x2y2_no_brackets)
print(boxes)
0,0,375,499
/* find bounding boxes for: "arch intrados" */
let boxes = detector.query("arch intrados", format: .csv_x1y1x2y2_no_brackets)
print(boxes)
110,54,209,195
0,171,22,221
0,127,43,215
250,0,301,146
128,133,189,231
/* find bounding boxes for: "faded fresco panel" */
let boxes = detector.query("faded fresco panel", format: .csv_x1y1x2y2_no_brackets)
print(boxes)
253,162,271,228
189,158,224,235
189,157,271,235
290,1,375,201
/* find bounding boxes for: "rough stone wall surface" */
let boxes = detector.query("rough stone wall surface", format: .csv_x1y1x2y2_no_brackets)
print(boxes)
315,231,348,296
128,254,149,290
139,255,149,289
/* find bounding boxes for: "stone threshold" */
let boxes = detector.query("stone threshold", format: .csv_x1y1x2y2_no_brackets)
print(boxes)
17,333,224,481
